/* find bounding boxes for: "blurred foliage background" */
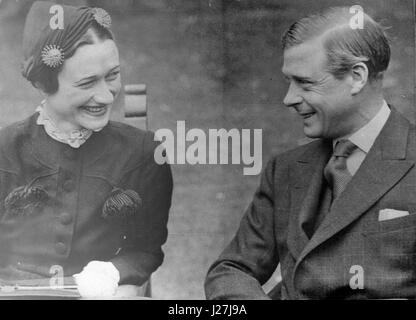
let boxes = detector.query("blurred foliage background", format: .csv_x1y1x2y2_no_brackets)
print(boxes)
0,0,414,299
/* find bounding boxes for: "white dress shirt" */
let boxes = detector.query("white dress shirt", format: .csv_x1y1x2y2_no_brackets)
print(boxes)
334,101,391,176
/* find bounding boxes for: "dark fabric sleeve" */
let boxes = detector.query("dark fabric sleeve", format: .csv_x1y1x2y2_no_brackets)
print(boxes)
110,132,173,285
205,157,279,300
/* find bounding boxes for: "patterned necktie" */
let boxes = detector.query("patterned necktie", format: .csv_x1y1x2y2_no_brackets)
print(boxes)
324,139,357,200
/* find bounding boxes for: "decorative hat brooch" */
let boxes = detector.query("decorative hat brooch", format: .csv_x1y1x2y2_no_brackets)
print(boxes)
40,8,111,69
91,7,112,29
41,44,65,68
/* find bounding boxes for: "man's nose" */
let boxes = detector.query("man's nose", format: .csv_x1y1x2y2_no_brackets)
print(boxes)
94,80,115,105
283,82,302,107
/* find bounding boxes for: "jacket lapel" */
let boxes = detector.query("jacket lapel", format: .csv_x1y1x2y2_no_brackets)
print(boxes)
295,109,415,265
287,139,332,259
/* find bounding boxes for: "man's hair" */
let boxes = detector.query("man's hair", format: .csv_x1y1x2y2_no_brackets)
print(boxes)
281,7,390,81
33,22,114,94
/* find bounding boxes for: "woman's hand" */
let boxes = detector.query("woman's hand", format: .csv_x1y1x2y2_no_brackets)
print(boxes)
73,261,120,298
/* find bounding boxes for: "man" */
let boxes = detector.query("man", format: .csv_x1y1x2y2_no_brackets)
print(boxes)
205,7,416,299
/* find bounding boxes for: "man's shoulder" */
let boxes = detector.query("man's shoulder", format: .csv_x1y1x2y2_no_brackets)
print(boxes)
259,139,326,182
406,118,416,155
268,139,324,166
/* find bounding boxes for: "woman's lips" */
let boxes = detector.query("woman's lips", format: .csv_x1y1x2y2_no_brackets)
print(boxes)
80,105,108,116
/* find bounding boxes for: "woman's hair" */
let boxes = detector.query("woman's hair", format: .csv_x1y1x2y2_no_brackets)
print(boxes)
33,21,114,94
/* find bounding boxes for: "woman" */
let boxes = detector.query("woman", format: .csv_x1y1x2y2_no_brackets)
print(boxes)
0,1,173,297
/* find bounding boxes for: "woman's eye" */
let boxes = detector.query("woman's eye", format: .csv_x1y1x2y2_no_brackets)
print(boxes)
106,71,120,80
79,81,95,88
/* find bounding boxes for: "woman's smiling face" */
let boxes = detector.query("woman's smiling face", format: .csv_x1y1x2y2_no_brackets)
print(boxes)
44,34,121,132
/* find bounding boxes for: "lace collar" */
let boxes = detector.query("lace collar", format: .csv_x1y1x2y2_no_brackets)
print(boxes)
36,101,93,148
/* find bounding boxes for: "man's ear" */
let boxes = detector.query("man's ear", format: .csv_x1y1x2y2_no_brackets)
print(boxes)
350,62,369,95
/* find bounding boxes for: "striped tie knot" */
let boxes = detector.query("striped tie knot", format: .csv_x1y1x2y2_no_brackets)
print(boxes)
324,139,357,200
333,139,357,157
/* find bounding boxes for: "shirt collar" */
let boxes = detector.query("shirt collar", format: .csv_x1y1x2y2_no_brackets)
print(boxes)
35,100,103,148
334,100,391,153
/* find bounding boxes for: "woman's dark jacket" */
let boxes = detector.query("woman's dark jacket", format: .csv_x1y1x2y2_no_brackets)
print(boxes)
0,113,173,285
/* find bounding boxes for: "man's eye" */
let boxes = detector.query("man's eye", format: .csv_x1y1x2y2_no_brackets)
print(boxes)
297,79,312,85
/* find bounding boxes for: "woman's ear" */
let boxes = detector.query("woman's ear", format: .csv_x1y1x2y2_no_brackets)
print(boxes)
33,81,47,96
350,62,369,95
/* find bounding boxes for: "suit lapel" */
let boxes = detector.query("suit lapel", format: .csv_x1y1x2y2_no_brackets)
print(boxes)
295,109,415,264
287,139,332,259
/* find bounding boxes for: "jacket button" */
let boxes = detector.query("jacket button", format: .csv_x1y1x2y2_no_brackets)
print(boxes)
63,180,76,192
60,212,72,225
55,242,67,255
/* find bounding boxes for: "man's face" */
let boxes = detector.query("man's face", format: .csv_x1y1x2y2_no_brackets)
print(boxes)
45,39,121,132
282,38,360,139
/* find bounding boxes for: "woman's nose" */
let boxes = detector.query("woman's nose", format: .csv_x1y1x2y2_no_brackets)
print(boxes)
93,80,116,105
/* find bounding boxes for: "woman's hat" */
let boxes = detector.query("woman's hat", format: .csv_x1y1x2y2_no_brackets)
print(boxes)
22,1,112,82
